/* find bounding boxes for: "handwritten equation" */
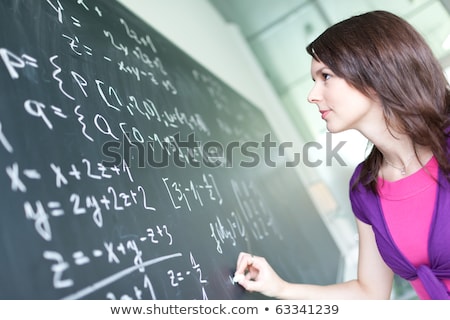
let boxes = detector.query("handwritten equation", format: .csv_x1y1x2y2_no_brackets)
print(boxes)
0,0,285,300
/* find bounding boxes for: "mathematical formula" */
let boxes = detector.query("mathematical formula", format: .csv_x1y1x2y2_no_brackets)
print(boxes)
0,0,286,300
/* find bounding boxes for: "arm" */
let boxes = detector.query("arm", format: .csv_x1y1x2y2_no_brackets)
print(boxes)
235,219,394,299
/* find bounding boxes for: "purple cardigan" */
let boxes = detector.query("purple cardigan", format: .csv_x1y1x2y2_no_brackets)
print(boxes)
349,145,450,299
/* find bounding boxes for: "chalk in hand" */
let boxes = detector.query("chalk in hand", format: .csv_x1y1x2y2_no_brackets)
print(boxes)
233,273,245,283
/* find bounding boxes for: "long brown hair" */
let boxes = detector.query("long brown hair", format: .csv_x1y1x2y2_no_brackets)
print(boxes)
306,10,450,193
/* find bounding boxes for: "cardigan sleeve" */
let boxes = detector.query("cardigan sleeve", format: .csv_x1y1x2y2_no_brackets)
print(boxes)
348,163,372,225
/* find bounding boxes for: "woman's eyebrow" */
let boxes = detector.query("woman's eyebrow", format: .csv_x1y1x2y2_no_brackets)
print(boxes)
311,67,327,80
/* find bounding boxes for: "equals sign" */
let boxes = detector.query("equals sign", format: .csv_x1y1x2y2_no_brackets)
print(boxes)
22,54,38,68
71,16,81,27
48,201,64,216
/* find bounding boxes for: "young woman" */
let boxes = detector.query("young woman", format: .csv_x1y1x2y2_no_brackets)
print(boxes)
235,10,450,299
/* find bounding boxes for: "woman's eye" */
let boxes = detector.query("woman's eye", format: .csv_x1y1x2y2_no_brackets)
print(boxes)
322,73,331,80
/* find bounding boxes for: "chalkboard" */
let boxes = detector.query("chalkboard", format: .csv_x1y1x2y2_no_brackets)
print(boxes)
0,0,340,299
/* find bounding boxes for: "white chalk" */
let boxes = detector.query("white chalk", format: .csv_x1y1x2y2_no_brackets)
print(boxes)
232,273,245,283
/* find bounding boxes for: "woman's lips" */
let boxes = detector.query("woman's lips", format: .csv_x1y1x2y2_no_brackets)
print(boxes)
320,110,330,119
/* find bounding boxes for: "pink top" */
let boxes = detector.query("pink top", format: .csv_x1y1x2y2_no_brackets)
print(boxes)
378,156,450,299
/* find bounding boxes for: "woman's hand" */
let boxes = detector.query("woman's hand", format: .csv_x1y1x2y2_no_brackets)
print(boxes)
234,251,286,298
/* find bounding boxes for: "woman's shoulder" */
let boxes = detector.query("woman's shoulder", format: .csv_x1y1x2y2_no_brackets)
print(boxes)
349,161,365,191
348,161,375,224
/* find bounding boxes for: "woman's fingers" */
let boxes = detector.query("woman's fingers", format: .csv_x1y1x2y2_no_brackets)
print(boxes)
235,252,254,274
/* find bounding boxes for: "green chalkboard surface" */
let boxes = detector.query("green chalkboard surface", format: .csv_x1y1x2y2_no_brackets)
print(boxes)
0,0,340,299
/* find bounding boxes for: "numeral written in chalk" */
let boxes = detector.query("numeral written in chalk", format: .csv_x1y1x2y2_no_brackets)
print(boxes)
167,252,207,287
162,174,223,212
102,185,155,212
70,185,155,217
140,225,173,245
24,185,155,241
70,186,156,214
24,195,102,242
4,160,128,193
105,274,155,300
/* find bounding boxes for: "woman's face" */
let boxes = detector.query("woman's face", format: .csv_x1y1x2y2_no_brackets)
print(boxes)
307,59,380,134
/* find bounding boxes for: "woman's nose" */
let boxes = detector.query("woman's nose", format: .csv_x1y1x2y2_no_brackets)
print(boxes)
307,84,321,104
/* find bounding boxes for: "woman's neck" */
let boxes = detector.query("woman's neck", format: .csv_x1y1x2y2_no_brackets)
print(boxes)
360,125,433,180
